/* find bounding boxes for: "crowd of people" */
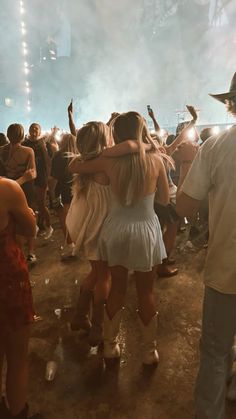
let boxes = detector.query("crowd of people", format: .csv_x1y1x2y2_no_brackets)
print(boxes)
0,72,236,419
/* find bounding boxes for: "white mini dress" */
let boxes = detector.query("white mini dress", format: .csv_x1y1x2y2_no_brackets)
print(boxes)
99,193,166,272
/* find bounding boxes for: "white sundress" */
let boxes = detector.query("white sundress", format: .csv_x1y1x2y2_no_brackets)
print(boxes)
98,193,166,272
66,181,111,260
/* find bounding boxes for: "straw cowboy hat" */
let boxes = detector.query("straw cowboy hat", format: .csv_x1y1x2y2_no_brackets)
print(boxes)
209,72,236,103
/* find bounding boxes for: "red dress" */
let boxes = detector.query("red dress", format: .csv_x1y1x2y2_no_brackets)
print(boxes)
0,220,35,334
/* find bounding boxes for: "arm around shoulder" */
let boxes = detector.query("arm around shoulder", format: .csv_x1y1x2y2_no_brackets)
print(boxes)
68,155,108,175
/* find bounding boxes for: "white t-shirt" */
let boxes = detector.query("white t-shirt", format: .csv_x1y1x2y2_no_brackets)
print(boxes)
181,125,236,294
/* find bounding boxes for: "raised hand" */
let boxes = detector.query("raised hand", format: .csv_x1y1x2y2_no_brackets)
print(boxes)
68,100,73,114
148,107,155,119
186,105,198,122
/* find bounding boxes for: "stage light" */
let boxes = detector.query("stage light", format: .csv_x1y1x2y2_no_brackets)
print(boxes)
212,126,220,134
19,0,33,115
187,127,196,140
55,130,62,141
43,56,47,61
159,128,167,138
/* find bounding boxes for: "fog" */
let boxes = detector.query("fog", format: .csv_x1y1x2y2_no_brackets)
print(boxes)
0,0,236,132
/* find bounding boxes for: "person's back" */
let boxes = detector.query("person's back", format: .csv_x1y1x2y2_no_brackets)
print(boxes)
203,126,236,290
176,72,236,419
0,124,35,181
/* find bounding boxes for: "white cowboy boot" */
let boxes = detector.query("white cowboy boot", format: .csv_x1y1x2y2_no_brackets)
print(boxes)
103,307,124,359
138,311,159,365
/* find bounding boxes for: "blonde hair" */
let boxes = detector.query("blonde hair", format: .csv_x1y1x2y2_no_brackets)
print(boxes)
73,121,109,197
111,111,174,206
59,133,77,155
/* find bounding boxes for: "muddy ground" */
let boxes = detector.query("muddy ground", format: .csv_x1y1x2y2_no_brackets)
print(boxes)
16,221,236,418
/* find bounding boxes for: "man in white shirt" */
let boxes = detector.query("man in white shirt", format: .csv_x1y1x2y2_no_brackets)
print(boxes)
176,72,236,419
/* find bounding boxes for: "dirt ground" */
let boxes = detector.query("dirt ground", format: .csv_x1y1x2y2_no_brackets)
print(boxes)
16,221,236,419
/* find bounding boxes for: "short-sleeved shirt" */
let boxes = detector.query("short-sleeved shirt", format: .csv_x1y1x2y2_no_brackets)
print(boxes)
181,125,236,294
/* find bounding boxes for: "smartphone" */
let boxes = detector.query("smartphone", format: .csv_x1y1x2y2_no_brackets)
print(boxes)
147,105,151,111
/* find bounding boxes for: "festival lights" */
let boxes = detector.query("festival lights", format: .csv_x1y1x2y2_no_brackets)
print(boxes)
187,127,196,140
212,126,220,135
19,1,32,113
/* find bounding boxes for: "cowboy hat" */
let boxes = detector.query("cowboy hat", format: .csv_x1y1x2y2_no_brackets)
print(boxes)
209,72,236,103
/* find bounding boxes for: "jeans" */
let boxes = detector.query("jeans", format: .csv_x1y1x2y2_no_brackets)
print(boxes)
195,286,236,419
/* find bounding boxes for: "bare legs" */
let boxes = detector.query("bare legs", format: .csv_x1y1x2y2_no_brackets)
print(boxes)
135,269,156,325
106,266,156,323
163,221,179,256
56,203,72,244
81,260,110,302
0,326,30,416
106,266,128,319
35,186,51,229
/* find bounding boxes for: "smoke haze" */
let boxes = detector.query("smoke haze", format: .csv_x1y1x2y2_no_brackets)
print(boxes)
0,0,236,131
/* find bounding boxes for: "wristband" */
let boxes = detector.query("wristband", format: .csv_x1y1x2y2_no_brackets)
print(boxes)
181,160,193,164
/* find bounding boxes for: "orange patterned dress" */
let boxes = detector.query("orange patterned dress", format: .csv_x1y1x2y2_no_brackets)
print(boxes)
0,220,35,334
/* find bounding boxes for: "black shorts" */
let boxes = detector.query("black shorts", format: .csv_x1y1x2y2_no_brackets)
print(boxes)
21,181,36,208
154,201,180,226
55,183,72,205
34,176,48,189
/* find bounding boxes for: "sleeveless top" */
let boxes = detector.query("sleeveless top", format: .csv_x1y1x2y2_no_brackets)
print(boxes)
99,193,166,271
0,217,35,333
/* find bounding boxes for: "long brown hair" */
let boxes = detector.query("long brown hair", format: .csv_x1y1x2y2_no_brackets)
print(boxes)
111,111,173,206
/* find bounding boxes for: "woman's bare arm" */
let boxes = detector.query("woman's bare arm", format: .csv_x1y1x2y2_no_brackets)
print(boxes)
102,140,152,157
68,155,108,175
4,179,36,236
165,105,198,156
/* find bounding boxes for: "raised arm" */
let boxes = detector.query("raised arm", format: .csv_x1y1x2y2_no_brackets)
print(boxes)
148,107,161,133
5,179,36,237
68,100,77,136
165,105,198,156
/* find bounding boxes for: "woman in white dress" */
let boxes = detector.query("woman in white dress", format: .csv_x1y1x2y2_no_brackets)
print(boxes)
69,112,170,365
67,122,111,346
